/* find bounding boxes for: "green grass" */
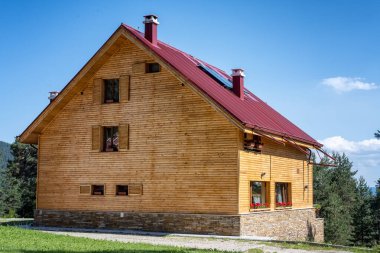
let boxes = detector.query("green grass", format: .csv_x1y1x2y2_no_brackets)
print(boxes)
259,241,377,253
0,226,232,253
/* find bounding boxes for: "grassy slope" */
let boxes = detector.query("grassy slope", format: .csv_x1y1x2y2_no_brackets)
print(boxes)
0,226,232,253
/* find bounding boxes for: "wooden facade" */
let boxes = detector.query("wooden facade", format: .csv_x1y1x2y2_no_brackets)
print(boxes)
22,26,314,217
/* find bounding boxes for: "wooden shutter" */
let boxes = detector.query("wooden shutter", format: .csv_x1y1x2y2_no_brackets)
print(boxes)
79,185,91,195
93,78,103,105
119,75,130,102
119,124,129,150
129,184,143,195
132,62,146,74
92,126,102,151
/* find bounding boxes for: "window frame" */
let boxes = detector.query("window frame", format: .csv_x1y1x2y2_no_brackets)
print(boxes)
91,185,105,196
249,181,270,210
103,126,119,152
116,185,129,196
103,78,120,104
146,62,160,73
275,182,292,208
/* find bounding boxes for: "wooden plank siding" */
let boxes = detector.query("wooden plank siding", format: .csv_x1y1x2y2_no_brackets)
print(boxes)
238,134,313,213
37,38,240,214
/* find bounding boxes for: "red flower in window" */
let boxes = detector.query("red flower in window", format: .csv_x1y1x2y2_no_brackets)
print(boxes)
250,203,254,208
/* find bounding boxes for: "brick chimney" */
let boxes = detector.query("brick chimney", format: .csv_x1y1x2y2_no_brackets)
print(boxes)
143,14,159,45
231,69,245,99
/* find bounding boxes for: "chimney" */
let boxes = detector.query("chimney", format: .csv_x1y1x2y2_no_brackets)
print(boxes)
231,69,245,99
143,14,159,45
48,91,59,102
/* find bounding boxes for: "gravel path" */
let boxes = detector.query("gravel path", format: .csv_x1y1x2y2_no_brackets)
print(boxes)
29,227,352,253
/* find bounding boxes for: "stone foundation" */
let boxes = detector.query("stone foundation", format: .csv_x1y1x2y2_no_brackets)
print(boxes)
240,208,324,242
34,209,240,236
34,208,323,242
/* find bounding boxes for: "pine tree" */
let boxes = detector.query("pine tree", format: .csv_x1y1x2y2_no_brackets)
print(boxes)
374,178,380,243
352,177,375,246
313,153,358,245
0,141,37,217
375,130,380,139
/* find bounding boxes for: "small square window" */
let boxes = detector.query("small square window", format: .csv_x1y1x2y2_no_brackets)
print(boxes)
116,185,129,196
92,185,104,195
104,79,119,103
103,126,119,152
146,63,160,73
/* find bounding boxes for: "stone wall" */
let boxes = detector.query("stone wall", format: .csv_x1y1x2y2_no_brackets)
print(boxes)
34,208,323,242
34,209,240,236
240,208,324,242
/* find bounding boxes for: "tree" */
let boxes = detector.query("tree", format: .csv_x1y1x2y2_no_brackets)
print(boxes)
352,177,376,246
314,153,358,245
0,141,37,218
375,130,380,139
374,179,380,243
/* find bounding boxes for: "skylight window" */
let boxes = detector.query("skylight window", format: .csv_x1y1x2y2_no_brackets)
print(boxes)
198,63,232,89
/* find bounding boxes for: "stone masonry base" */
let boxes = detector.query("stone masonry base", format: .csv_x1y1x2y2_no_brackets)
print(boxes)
34,208,323,242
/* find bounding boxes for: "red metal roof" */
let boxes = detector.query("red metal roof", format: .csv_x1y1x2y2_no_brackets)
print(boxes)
123,24,321,147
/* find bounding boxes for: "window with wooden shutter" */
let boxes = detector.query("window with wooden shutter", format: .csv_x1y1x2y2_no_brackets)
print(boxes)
92,126,101,151
119,124,129,150
119,75,130,102
93,78,103,105
79,185,91,195
128,184,143,195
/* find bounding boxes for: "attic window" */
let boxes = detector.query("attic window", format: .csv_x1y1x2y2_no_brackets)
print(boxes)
146,63,160,73
244,133,263,152
104,79,119,103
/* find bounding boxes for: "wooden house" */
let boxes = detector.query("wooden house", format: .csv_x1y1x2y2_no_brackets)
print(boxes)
19,15,324,242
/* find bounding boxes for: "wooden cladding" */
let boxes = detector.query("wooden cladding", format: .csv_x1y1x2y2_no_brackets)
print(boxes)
79,185,91,195
93,76,130,104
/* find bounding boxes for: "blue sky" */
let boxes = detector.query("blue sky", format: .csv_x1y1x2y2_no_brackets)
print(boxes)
0,0,379,185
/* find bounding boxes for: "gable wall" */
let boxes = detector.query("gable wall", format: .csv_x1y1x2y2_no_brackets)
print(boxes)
37,38,240,214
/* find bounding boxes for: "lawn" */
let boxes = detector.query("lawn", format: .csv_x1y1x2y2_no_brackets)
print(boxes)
0,226,232,253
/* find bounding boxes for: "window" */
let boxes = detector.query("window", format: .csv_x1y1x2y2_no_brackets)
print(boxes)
250,181,269,209
146,63,160,73
275,182,292,207
92,185,104,195
103,127,119,152
244,133,263,152
116,185,129,196
104,79,119,103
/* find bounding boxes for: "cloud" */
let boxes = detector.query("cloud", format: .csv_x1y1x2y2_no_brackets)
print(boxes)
319,136,380,153
318,136,380,186
322,77,378,92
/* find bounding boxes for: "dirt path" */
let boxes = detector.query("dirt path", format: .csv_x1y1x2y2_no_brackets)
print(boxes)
30,227,351,253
